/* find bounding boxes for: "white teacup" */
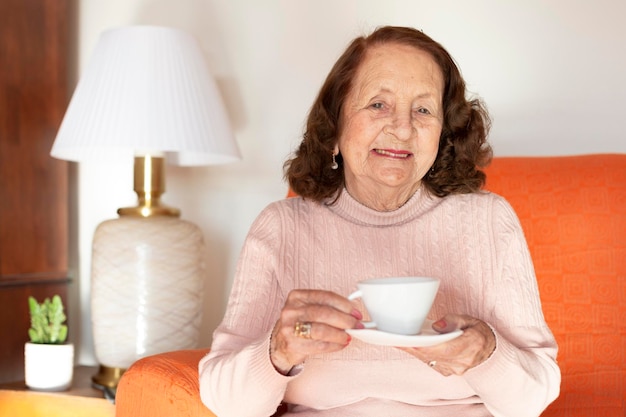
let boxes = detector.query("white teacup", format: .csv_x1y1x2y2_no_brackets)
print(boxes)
348,276,440,335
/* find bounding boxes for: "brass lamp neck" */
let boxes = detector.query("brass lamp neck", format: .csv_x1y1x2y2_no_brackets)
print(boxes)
117,155,180,218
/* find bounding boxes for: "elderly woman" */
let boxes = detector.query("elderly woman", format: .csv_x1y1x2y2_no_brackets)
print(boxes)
199,26,560,417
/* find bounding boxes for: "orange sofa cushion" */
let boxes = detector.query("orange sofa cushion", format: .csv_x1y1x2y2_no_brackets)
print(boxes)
483,154,626,415
116,349,216,417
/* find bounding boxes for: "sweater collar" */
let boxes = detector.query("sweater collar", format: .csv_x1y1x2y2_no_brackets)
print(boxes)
325,186,439,227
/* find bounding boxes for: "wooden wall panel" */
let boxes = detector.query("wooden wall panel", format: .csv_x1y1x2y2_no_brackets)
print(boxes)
0,0,69,279
0,0,72,383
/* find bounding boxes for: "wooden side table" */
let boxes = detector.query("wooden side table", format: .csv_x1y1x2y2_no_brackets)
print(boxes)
0,366,114,417
0,366,104,397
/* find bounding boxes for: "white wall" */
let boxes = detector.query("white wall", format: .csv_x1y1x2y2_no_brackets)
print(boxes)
71,0,626,364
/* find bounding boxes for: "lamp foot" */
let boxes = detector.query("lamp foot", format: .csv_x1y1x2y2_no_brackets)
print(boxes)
91,365,125,389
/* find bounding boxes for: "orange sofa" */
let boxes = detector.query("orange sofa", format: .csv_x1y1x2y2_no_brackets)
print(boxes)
115,154,626,417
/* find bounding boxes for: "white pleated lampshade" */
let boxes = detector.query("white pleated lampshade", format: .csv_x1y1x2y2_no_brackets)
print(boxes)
51,25,240,166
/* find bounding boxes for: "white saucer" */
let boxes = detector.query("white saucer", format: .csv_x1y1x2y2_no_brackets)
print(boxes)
346,320,463,347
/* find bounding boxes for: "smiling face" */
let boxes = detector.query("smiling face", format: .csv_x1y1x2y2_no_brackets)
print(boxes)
337,42,444,210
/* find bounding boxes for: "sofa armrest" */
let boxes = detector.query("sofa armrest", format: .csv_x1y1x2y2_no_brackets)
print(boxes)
116,349,216,417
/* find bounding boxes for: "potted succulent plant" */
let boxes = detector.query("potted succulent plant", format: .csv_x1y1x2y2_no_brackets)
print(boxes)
25,295,74,391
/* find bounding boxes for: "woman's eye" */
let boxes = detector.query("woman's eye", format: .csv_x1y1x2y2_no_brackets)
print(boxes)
370,102,385,110
416,107,431,115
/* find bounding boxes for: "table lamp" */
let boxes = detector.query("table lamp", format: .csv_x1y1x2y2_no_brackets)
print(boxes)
50,25,241,388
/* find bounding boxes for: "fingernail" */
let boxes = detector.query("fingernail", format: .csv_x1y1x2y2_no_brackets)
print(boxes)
355,322,365,329
345,335,352,345
433,319,447,329
351,308,363,320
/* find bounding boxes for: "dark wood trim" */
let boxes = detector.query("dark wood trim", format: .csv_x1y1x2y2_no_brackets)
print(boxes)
0,274,71,287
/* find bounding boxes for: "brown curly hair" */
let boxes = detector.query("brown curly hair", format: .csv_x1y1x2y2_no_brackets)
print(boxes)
284,26,492,201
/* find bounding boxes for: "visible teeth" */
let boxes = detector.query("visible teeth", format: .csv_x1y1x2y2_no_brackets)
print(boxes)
375,149,409,158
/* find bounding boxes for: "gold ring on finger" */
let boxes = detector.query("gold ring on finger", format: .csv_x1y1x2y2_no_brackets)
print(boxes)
294,321,313,339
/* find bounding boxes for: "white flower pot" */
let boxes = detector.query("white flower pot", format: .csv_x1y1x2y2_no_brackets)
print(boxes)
24,342,74,391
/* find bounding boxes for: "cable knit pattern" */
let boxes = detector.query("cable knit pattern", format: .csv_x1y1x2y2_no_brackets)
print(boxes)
199,188,560,417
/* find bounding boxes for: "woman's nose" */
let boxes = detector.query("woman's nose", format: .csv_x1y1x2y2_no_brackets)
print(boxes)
385,112,415,141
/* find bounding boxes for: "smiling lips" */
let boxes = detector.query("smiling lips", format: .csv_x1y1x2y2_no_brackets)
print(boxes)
373,149,412,159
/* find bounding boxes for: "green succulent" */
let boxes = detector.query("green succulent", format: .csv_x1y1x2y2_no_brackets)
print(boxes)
28,295,68,344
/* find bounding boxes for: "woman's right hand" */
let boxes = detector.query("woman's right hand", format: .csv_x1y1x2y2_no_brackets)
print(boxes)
269,289,363,374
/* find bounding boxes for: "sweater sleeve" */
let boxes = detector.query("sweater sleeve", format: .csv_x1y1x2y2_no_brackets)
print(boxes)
462,196,561,417
198,203,295,417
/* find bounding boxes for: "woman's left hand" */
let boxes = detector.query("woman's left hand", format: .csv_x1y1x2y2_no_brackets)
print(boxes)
398,314,496,376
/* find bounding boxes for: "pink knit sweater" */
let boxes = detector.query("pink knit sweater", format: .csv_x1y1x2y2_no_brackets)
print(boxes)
199,188,560,417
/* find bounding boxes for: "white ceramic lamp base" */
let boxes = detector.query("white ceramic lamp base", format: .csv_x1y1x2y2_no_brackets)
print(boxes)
91,216,205,370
